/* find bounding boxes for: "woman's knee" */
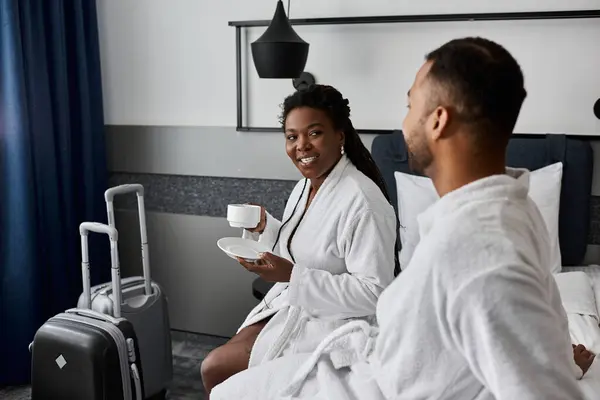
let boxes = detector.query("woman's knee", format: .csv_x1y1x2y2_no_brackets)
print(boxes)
201,344,249,391
201,321,268,391
201,347,225,386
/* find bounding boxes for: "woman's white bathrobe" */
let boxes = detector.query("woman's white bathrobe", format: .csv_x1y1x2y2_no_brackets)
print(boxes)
213,168,585,400
238,155,397,367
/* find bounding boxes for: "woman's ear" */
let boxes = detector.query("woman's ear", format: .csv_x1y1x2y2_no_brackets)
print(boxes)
338,130,345,146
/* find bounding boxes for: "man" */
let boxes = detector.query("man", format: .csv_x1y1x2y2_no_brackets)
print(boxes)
210,37,585,399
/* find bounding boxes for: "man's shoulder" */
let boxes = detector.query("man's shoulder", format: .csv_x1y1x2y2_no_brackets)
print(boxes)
423,218,548,288
431,196,547,253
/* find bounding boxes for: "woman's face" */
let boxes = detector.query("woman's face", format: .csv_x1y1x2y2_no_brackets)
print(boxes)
284,107,344,181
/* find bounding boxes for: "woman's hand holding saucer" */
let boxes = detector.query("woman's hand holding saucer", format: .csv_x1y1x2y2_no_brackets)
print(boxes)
236,252,293,283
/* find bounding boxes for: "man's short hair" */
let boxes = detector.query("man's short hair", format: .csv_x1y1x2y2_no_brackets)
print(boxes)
425,37,527,143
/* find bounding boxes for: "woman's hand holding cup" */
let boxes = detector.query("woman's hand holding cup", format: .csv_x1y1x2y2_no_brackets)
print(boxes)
226,203,266,233
245,203,266,233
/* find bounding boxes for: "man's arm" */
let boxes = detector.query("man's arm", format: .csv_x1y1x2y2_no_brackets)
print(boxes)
447,265,585,400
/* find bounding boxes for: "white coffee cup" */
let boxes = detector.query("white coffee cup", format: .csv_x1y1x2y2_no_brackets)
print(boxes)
227,204,261,229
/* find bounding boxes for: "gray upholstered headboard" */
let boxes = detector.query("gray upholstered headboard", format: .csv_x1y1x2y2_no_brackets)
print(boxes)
371,132,594,266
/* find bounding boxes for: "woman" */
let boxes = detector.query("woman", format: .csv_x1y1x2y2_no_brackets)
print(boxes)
201,84,399,395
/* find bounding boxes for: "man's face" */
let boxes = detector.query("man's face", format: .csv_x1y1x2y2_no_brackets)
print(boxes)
402,62,435,175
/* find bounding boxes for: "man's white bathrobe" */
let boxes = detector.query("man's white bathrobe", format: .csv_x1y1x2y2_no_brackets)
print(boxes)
213,168,585,400
239,155,397,367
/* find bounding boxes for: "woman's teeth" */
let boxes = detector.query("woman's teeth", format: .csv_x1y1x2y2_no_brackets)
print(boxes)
299,156,318,165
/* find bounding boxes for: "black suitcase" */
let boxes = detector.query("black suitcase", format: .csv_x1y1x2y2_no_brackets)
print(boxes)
30,222,144,400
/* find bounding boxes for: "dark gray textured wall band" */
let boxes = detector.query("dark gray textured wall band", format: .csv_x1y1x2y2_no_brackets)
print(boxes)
110,172,600,245
109,172,296,220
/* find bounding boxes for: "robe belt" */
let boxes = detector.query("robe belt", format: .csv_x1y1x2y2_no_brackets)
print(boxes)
279,320,379,397
261,306,301,363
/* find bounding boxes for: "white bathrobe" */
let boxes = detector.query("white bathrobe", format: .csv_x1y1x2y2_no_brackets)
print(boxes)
239,155,397,367
212,168,585,400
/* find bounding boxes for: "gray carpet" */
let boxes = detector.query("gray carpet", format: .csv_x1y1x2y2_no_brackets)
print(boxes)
0,330,228,400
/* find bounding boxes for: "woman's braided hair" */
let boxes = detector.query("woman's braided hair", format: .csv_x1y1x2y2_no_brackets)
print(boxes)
280,84,401,275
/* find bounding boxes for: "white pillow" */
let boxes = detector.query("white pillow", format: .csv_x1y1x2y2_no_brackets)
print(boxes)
394,173,437,270
394,162,563,273
527,162,563,273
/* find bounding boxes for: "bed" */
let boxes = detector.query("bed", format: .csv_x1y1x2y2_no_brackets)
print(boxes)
371,131,600,398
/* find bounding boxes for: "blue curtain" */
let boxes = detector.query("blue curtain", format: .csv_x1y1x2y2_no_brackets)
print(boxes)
0,0,110,385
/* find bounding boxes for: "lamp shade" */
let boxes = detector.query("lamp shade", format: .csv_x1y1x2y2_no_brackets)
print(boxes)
251,0,309,79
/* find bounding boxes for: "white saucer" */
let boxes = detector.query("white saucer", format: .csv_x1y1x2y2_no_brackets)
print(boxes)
217,237,269,261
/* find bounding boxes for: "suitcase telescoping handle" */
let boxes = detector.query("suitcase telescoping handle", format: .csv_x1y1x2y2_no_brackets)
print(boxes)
80,222,123,318
104,184,152,296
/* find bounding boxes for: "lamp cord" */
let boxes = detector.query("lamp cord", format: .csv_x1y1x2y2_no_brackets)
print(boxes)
288,0,291,18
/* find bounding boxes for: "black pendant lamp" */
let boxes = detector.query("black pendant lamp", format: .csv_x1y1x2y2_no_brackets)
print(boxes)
251,0,309,79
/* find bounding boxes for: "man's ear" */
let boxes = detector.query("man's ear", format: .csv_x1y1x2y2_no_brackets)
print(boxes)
430,106,450,141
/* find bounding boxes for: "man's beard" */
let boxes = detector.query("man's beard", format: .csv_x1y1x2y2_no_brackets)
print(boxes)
406,129,433,176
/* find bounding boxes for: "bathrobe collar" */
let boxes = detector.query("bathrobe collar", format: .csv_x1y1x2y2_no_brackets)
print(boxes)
301,154,351,208
417,167,531,238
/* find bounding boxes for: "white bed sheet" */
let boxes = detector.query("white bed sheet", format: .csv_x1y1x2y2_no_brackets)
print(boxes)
562,265,600,311
558,266,600,399
565,312,600,398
